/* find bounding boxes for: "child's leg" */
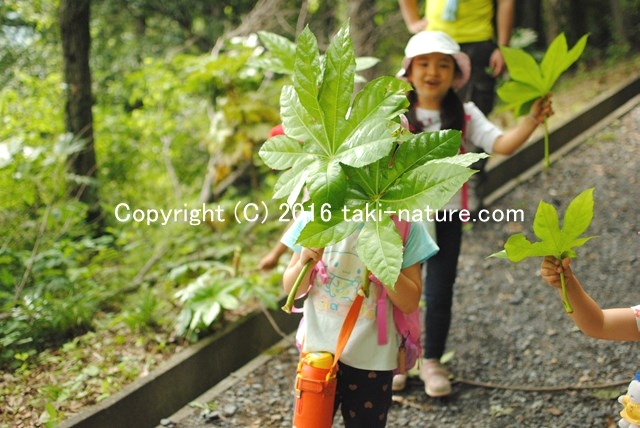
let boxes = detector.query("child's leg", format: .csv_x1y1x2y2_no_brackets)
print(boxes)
334,362,392,428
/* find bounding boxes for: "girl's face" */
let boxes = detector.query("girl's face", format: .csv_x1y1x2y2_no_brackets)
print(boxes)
407,52,456,108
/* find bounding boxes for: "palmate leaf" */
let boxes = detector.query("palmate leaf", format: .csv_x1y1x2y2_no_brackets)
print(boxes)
357,216,404,287
498,33,589,168
490,188,597,262
498,33,589,116
261,22,481,296
319,23,354,152
489,188,598,313
260,23,411,209
332,134,485,287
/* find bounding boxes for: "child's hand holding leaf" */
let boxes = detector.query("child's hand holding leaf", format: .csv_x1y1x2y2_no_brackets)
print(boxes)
489,188,598,313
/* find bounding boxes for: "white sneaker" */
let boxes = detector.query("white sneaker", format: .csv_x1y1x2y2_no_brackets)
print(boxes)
392,373,407,392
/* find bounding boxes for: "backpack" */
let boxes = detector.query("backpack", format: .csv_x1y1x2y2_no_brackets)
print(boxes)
371,218,422,375
295,218,422,375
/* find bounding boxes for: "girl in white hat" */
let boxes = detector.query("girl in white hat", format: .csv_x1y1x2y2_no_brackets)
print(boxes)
393,30,554,397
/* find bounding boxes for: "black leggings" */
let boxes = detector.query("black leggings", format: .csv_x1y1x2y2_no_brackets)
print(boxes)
423,218,463,360
333,362,393,428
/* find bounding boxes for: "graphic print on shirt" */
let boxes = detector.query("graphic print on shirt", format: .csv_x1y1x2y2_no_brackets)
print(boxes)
309,243,376,321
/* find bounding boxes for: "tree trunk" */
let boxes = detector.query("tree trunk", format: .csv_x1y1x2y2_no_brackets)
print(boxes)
516,0,545,46
60,0,102,228
609,0,629,46
348,0,378,83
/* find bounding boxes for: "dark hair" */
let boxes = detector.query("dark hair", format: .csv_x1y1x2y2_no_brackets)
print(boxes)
405,88,465,133
404,60,465,133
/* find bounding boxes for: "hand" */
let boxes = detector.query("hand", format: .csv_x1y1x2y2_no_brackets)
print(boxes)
488,48,507,77
258,252,280,270
299,247,324,267
529,94,554,125
408,19,428,34
540,256,573,288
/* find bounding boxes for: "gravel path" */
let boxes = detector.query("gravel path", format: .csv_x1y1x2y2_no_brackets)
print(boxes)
169,102,639,428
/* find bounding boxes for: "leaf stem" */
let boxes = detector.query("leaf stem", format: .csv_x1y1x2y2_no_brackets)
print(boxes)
281,259,311,313
543,118,550,169
559,271,573,313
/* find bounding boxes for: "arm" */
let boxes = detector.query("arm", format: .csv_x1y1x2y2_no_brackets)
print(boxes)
489,0,515,77
398,0,428,34
282,247,324,298
258,220,295,270
384,263,422,313
492,95,553,155
258,242,289,270
540,256,640,341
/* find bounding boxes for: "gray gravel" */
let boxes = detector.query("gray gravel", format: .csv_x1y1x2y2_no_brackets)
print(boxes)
170,103,640,428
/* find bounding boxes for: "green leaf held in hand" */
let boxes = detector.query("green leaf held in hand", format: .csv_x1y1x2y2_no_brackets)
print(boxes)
260,22,485,304
497,33,589,169
489,188,598,313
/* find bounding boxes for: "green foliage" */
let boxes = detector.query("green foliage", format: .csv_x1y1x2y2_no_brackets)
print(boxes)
489,188,597,312
259,23,485,289
253,30,380,83
497,33,589,168
172,259,280,341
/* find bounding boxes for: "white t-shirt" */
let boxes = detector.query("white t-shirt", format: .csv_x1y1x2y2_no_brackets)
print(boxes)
415,101,503,211
282,214,438,370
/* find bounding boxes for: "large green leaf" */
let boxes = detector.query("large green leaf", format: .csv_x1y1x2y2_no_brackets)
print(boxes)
382,160,478,212
258,134,308,170
297,214,361,248
319,23,354,152
498,33,589,116
293,27,324,127
498,33,589,169
490,188,597,262
540,33,589,93
357,216,403,288
500,46,544,89
261,22,481,293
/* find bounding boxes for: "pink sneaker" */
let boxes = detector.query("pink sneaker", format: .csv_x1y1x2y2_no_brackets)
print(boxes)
420,358,451,397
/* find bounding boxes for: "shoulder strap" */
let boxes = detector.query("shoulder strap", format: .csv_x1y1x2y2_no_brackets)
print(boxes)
331,290,364,373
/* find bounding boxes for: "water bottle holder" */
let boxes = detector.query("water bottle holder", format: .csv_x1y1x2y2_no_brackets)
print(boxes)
295,372,337,396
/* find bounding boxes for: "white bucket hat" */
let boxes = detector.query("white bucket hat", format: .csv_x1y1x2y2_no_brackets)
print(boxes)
397,31,471,90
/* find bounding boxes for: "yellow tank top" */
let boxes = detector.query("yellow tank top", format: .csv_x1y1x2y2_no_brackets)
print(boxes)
426,0,494,43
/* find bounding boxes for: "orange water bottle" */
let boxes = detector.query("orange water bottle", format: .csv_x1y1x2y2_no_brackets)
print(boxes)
292,351,337,428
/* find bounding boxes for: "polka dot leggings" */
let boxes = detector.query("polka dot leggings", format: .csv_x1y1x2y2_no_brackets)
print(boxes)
333,362,393,427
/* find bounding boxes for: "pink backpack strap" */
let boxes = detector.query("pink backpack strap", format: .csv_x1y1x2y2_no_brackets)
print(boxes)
375,217,411,344
291,260,328,313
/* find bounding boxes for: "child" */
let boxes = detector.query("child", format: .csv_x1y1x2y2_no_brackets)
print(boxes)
281,213,438,427
393,30,554,396
540,256,640,341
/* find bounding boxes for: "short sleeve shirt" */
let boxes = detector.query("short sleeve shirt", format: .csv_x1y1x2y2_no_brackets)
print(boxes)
632,305,640,332
281,214,438,370
426,0,495,43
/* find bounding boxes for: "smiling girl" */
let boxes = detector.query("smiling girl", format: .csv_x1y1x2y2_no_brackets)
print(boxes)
393,30,554,397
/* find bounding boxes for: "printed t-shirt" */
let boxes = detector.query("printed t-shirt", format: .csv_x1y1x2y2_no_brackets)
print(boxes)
282,213,438,370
